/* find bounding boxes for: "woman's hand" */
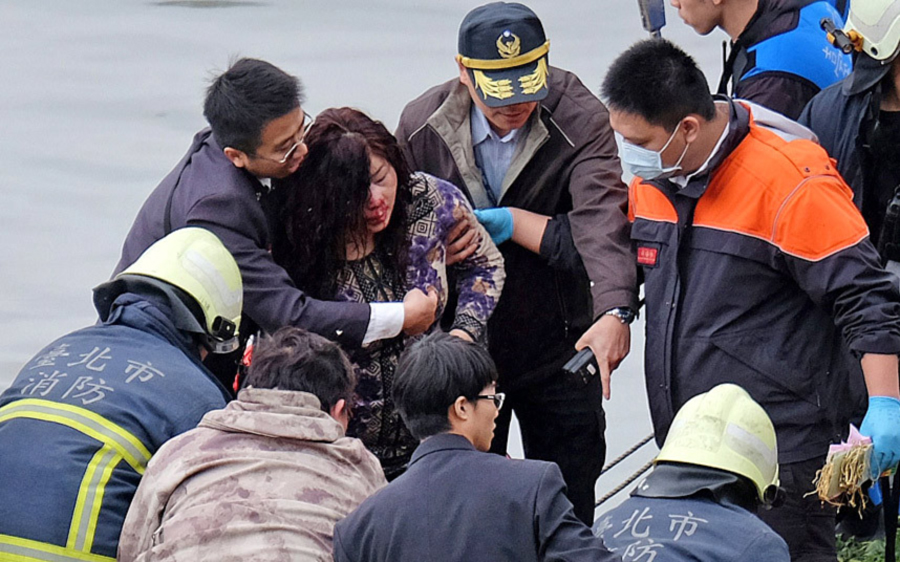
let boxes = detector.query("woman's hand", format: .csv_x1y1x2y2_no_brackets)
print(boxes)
402,287,439,335
449,329,474,342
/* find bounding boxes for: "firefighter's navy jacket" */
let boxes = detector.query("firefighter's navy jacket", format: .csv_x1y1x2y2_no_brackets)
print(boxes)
0,293,228,561
630,101,900,464
596,495,789,561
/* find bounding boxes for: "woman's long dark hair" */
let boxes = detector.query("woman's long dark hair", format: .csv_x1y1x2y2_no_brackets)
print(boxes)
272,107,413,299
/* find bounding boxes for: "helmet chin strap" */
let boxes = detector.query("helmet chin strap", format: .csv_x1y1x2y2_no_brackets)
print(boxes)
203,334,240,355
203,315,239,354
762,484,786,509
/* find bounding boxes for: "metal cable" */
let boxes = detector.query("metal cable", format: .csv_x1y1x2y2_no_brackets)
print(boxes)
595,460,654,507
600,434,654,476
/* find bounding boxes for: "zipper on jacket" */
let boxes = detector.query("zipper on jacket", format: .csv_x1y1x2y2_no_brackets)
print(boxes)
661,194,698,422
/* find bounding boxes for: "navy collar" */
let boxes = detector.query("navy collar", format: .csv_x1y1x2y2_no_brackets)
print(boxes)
409,433,476,466
737,0,810,47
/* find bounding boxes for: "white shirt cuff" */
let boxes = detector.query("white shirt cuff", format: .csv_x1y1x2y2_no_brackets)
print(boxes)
362,302,405,345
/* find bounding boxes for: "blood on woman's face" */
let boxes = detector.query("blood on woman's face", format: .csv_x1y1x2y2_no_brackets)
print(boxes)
365,153,398,235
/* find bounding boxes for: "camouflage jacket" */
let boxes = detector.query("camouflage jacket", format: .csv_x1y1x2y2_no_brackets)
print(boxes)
117,388,386,562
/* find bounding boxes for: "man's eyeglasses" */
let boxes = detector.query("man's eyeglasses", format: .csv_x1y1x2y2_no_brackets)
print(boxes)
262,110,314,164
475,392,505,410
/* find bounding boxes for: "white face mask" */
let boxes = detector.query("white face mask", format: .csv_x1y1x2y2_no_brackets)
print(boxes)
615,123,690,180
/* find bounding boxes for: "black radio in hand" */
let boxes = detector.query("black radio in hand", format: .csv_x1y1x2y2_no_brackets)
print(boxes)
563,348,599,386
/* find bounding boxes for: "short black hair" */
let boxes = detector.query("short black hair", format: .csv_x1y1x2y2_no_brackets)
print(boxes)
243,327,355,412
601,39,716,131
203,57,304,154
392,332,498,440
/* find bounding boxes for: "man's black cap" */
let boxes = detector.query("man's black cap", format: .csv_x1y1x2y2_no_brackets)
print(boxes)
457,2,550,108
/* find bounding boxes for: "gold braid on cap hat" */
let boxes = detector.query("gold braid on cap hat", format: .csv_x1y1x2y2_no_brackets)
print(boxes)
457,40,549,70
472,71,515,101
519,58,549,94
457,41,550,101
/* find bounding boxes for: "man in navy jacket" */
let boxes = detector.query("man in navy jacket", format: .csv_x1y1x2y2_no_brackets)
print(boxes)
603,39,900,561
115,58,437,365
332,332,621,562
597,384,790,561
0,228,240,561
800,1,900,265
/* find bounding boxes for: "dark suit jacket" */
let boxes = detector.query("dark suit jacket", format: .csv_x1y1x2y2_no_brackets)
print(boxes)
333,433,621,562
114,128,370,346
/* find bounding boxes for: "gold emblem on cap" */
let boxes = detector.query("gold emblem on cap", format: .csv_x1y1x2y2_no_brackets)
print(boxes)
458,32,548,101
519,58,549,94
473,71,514,101
497,31,521,59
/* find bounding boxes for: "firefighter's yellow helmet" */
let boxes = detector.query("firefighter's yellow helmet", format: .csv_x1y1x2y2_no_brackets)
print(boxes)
117,227,243,353
656,383,779,503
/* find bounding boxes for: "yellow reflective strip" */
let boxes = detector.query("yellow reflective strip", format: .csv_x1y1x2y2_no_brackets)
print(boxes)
0,552,35,562
80,450,120,553
0,399,150,473
0,534,114,562
66,446,120,552
2,399,150,461
457,41,549,70
0,409,144,475
67,447,107,550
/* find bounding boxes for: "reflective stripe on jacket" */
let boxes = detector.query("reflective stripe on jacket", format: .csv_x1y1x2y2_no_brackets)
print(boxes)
0,295,228,560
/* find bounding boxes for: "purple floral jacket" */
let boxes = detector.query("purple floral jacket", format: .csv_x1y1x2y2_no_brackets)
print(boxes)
334,172,505,476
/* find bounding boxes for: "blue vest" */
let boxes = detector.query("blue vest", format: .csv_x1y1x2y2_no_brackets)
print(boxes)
743,1,852,90
830,0,849,21
0,300,228,561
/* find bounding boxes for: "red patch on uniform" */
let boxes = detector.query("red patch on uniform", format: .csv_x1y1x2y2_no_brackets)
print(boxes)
637,246,658,266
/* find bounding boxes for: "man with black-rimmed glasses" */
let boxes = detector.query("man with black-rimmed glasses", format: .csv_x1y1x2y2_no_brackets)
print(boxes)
114,58,438,390
333,331,622,562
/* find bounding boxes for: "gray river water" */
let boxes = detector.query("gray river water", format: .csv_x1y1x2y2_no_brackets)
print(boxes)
0,0,727,511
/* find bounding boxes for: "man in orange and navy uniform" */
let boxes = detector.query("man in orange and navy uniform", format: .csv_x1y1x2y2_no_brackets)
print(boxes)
602,39,900,562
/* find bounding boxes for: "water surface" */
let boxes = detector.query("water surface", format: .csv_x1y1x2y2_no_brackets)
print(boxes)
0,0,728,510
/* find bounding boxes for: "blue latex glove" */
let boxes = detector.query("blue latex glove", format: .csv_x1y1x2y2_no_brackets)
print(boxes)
473,208,514,245
869,479,883,505
861,396,900,478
